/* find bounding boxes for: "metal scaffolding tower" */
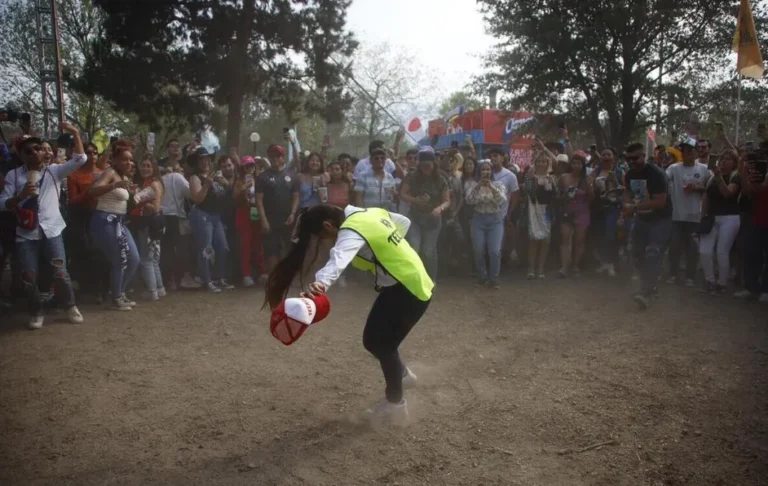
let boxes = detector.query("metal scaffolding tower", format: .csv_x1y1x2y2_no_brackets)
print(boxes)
35,0,65,139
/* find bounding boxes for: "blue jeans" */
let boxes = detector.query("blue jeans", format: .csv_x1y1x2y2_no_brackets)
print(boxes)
90,211,140,300
136,227,164,292
631,217,671,294
16,234,75,315
596,207,621,266
189,208,229,284
471,212,504,282
406,218,441,281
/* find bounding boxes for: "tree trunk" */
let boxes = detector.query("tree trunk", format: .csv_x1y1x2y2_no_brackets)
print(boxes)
226,0,256,153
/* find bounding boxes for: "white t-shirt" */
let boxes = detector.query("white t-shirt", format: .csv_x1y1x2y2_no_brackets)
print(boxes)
161,172,190,217
665,162,711,223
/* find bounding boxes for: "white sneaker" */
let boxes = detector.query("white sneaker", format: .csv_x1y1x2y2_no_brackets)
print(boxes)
685,278,695,288
142,291,159,301
67,306,84,324
180,274,202,289
402,367,418,390
156,287,167,298
112,299,132,311
364,398,409,426
734,289,753,299
120,294,137,307
28,314,44,330
596,264,609,275
243,276,255,288
760,293,768,303
666,276,677,284
606,264,616,277
206,282,222,293
216,279,235,290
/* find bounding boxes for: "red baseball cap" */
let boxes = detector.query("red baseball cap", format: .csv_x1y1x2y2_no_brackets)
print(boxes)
270,294,331,345
267,144,285,157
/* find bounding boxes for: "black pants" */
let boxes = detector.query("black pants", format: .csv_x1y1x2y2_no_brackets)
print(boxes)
363,283,430,403
160,216,190,287
668,221,698,280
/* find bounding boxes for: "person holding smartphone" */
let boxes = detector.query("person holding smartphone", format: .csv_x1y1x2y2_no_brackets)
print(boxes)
1,123,87,329
734,141,768,302
465,159,508,287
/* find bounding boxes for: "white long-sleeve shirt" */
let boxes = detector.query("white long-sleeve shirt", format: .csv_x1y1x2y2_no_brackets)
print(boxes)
315,205,411,290
0,154,87,240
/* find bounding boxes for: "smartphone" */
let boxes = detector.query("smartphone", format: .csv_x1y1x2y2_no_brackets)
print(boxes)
590,144,597,152
57,148,66,160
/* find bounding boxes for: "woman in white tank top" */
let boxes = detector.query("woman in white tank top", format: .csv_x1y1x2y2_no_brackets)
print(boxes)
88,141,141,311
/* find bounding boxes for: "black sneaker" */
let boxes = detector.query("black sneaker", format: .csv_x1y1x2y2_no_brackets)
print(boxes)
633,293,650,310
216,279,235,290
711,284,726,296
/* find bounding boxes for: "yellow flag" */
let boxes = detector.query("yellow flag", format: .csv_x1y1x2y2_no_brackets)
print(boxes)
732,0,764,79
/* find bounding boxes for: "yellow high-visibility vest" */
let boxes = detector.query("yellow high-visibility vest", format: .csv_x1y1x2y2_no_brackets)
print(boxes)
340,208,434,301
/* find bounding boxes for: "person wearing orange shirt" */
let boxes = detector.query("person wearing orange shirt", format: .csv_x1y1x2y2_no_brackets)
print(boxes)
67,142,106,302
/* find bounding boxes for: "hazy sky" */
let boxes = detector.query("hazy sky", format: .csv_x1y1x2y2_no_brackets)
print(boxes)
346,0,495,97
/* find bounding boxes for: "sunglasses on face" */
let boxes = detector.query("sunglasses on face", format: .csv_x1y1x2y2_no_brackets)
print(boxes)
85,150,97,155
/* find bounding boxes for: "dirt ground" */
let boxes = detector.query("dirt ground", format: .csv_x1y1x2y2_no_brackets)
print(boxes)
1,275,767,486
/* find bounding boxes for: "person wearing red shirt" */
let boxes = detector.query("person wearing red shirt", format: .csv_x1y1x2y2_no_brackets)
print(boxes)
735,150,768,302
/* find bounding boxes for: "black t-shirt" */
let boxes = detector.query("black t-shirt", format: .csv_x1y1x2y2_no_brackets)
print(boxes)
707,173,741,216
255,168,299,225
625,163,671,221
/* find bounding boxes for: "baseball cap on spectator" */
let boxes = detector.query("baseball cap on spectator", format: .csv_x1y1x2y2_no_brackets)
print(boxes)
556,154,569,164
679,137,697,149
418,150,436,162
270,294,331,346
267,144,285,157
240,155,256,166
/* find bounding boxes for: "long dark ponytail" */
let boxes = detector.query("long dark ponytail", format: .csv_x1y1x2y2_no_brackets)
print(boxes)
263,204,346,310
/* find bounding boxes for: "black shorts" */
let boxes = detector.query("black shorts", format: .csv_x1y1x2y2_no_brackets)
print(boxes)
263,227,293,258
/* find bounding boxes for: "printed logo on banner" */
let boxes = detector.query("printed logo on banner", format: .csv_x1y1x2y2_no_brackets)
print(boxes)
503,116,535,142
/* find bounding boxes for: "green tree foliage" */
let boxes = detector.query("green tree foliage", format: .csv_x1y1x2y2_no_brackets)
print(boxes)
0,0,132,136
476,0,768,150
75,0,357,151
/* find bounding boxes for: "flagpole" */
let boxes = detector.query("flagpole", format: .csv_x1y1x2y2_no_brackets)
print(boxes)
735,74,742,144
